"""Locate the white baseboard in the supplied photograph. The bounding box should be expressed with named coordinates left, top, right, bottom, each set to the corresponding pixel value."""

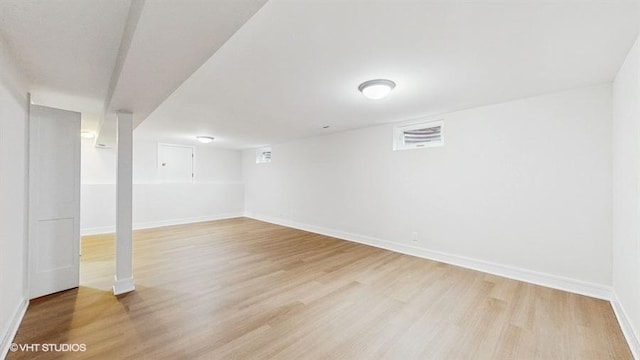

left=611, top=291, right=640, bottom=359
left=81, top=225, right=114, bottom=236
left=113, top=276, right=135, bottom=295
left=81, top=212, right=244, bottom=236
left=0, top=298, right=28, bottom=359
left=132, top=212, right=244, bottom=232
left=244, top=212, right=612, bottom=301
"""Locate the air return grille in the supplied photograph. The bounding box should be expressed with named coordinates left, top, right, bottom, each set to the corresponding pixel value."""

left=256, top=147, right=272, bottom=163
left=394, top=120, right=444, bottom=150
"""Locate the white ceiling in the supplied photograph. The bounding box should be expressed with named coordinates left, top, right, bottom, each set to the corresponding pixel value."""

left=0, top=0, right=267, bottom=142
left=1, top=1, right=638, bottom=150
left=0, top=0, right=131, bottom=130
left=138, top=0, right=640, bottom=149
left=97, top=0, right=268, bottom=147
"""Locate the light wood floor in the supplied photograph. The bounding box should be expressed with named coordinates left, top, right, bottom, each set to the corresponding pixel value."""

left=9, top=218, right=632, bottom=359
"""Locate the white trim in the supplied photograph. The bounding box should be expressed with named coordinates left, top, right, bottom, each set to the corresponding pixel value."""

left=0, top=298, right=28, bottom=359
left=132, top=212, right=243, bottom=231
left=81, top=212, right=244, bottom=236
left=244, top=212, right=612, bottom=301
left=24, top=93, right=31, bottom=300
left=112, top=276, right=135, bottom=295
left=81, top=226, right=116, bottom=236
left=611, top=291, right=640, bottom=359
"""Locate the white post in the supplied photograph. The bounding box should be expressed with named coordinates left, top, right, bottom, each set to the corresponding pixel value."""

left=113, top=111, right=135, bottom=295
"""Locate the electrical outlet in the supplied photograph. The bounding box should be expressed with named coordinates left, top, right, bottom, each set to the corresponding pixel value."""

left=411, top=231, right=418, bottom=242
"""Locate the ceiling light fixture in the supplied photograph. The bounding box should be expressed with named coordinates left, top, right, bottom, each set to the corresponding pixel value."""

left=196, top=136, right=214, bottom=144
left=358, top=79, right=396, bottom=100
left=80, top=130, right=96, bottom=139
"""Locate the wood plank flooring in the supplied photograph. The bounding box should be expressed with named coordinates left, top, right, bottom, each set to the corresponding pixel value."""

left=8, top=218, right=632, bottom=359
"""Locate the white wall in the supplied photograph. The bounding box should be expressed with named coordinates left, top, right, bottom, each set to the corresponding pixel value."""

left=243, top=84, right=613, bottom=291
left=612, top=34, right=640, bottom=357
left=132, top=136, right=242, bottom=184
left=0, top=36, right=29, bottom=357
left=81, top=137, right=116, bottom=184
left=80, top=135, right=244, bottom=234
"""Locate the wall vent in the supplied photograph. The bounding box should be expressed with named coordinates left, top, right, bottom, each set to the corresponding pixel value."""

left=394, top=119, right=444, bottom=150
left=256, top=147, right=272, bottom=163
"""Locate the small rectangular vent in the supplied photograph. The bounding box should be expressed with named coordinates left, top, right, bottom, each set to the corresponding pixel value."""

left=394, top=119, right=444, bottom=150
left=256, top=147, right=272, bottom=163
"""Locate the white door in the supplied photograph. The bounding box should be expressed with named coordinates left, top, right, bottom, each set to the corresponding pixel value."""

left=29, top=105, right=80, bottom=299
left=158, top=143, right=194, bottom=183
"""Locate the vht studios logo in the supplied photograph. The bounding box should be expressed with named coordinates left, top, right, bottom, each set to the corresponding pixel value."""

left=10, top=343, right=87, bottom=352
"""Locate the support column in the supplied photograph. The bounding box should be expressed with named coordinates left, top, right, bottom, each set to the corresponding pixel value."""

left=113, top=111, right=135, bottom=295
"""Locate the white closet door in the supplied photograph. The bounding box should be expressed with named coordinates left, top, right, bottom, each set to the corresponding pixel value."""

left=29, top=105, right=80, bottom=299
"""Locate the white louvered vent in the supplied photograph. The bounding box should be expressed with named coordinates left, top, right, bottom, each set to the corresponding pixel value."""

left=394, top=120, right=444, bottom=150
left=256, top=147, right=272, bottom=163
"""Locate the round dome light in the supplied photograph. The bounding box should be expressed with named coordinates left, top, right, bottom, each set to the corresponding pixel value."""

left=358, top=79, right=396, bottom=100
left=196, top=136, right=214, bottom=144
left=80, top=130, right=96, bottom=139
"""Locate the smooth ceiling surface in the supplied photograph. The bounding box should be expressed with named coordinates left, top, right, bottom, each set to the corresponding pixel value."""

left=138, top=0, right=639, bottom=149
left=106, top=0, right=269, bottom=127
left=0, top=0, right=267, bottom=140
left=0, top=0, right=131, bottom=115
left=96, top=0, right=268, bottom=147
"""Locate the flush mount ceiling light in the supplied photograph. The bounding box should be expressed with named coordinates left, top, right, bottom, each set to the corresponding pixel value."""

left=196, top=136, right=214, bottom=144
left=80, top=130, right=96, bottom=139
left=358, top=79, right=396, bottom=100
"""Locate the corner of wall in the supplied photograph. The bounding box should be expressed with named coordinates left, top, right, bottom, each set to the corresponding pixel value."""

left=0, top=33, right=30, bottom=360
left=611, top=291, right=640, bottom=359
left=0, top=298, right=28, bottom=359
left=0, top=35, right=28, bottom=103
